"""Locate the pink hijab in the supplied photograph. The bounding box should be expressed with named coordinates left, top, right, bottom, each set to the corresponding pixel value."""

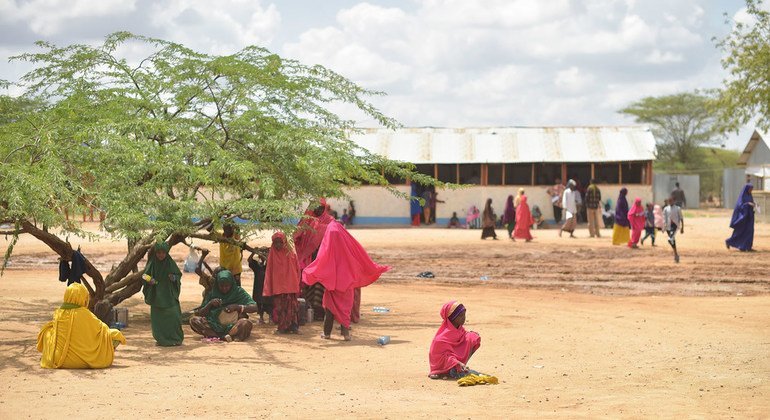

left=263, top=232, right=300, bottom=297
left=428, top=301, right=481, bottom=375
left=294, top=199, right=335, bottom=270
left=627, top=198, right=645, bottom=231
left=302, top=221, right=390, bottom=326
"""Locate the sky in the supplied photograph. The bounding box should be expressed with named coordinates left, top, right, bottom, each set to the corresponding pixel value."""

left=0, top=0, right=758, bottom=149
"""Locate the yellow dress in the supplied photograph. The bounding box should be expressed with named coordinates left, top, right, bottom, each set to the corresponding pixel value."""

left=37, top=283, right=126, bottom=369
left=612, top=224, right=630, bottom=245
left=219, top=242, right=243, bottom=275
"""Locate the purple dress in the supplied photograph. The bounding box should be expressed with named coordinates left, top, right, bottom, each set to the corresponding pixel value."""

left=614, top=188, right=630, bottom=228
left=726, top=184, right=754, bottom=251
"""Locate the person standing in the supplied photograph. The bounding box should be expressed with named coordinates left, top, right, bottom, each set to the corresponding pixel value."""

left=480, top=198, right=498, bottom=240
left=559, top=180, right=577, bottom=238
left=546, top=178, right=565, bottom=224
left=302, top=221, right=390, bottom=341
left=264, top=232, right=301, bottom=334
left=430, top=192, right=445, bottom=224
left=663, top=196, right=684, bottom=263
left=641, top=202, right=656, bottom=246
left=502, top=195, right=516, bottom=240
left=671, top=182, right=687, bottom=208
left=347, top=201, right=356, bottom=226
left=513, top=194, right=534, bottom=242
left=422, top=189, right=433, bottom=225
left=142, top=242, right=184, bottom=347
left=612, top=188, right=630, bottom=245
left=627, top=198, right=645, bottom=249
left=219, top=224, right=243, bottom=286
left=585, top=179, right=602, bottom=238
left=725, top=183, right=755, bottom=252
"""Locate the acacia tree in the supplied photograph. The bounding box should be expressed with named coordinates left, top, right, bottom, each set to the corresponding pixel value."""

left=714, top=0, right=770, bottom=131
left=619, top=92, right=721, bottom=166
left=0, top=32, right=432, bottom=310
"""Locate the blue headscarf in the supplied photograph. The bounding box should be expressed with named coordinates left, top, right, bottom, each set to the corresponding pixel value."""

left=729, top=184, right=754, bottom=229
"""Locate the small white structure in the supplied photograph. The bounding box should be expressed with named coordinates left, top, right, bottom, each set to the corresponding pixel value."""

left=738, top=130, right=770, bottom=191
left=329, top=126, right=657, bottom=225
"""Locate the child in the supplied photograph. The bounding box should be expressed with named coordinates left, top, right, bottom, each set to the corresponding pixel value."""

left=627, top=198, right=645, bottom=248
left=640, top=202, right=656, bottom=246
left=248, top=250, right=272, bottom=324
left=428, top=301, right=481, bottom=379
left=653, top=202, right=665, bottom=231
left=663, top=197, right=684, bottom=263
left=219, top=224, right=243, bottom=286
left=602, top=203, right=615, bottom=228
left=447, top=212, right=461, bottom=228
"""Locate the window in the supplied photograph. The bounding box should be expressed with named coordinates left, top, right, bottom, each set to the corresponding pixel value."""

left=566, top=163, right=591, bottom=187
left=384, top=171, right=406, bottom=185
left=487, top=164, right=503, bottom=185
left=504, top=163, right=532, bottom=185
left=414, top=164, right=434, bottom=178
left=595, top=163, right=619, bottom=184
left=622, top=162, right=645, bottom=184
left=458, top=164, right=481, bottom=185
left=534, top=163, right=561, bottom=185
left=436, top=164, right=457, bottom=183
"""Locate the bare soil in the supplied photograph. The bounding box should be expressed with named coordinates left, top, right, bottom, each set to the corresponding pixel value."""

left=1, top=212, right=768, bottom=418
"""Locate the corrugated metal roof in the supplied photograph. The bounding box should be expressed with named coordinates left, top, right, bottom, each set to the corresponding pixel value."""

left=738, top=130, right=768, bottom=166
left=350, top=126, right=656, bottom=164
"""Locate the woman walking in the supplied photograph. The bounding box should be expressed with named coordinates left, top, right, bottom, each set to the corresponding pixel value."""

left=513, top=194, right=534, bottom=242
left=480, top=198, right=498, bottom=240
left=502, top=195, right=516, bottom=240
left=726, top=183, right=756, bottom=251
left=611, top=188, right=630, bottom=246
left=627, top=198, right=645, bottom=248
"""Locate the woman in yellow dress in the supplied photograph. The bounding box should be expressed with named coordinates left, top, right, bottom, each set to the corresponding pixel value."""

left=611, top=187, right=631, bottom=245
left=37, top=283, right=126, bottom=369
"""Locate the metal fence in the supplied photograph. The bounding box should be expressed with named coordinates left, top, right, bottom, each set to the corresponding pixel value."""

left=723, top=168, right=747, bottom=209
left=653, top=173, right=700, bottom=208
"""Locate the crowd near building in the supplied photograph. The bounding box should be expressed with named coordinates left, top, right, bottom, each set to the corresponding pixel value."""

left=328, top=126, right=657, bottom=225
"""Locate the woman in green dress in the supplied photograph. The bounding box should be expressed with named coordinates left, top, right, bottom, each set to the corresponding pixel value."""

left=143, top=242, right=184, bottom=346
left=190, top=269, right=258, bottom=342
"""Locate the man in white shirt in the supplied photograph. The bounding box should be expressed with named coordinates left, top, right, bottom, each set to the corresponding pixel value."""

left=663, top=197, right=685, bottom=263
left=559, top=180, right=578, bottom=238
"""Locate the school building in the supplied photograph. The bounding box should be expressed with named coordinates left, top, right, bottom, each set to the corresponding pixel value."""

left=328, top=127, right=657, bottom=225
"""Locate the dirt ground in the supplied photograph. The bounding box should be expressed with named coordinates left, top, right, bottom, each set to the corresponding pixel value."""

left=1, top=211, right=769, bottom=418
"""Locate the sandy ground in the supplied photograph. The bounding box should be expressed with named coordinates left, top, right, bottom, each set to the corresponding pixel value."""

left=0, top=212, right=769, bottom=418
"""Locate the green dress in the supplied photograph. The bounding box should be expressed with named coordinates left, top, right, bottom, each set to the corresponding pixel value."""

left=143, top=242, right=184, bottom=346
left=202, top=270, right=256, bottom=335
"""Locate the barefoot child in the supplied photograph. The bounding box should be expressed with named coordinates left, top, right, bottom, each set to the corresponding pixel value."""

left=428, top=301, right=481, bottom=379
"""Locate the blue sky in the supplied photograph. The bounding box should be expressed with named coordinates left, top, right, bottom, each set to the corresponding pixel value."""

left=0, top=0, right=758, bottom=149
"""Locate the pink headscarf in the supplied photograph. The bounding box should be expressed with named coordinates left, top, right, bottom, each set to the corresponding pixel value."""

left=627, top=198, right=645, bottom=231
left=302, top=221, right=390, bottom=326
left=294, top=199, right=335, bottom=270
left=263, top=232, right=301, bottom=297
left=428, top=301, right=481, bottom=375
left=653, top=204, right=664, bottom=229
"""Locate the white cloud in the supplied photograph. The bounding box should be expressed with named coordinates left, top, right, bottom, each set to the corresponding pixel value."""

left=644, top=49, right=685, bottom=64
left=2, top=0, right=137, bottom=36
left=150, top=0, right=281, bottom=54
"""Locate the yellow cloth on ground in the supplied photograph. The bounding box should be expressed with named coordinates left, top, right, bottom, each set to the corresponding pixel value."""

left=612, top=225, right=630, bottom=245
left=37, top=283, right=126, bottom=369
left=219, top=242, right=243, bottom=275
left=457, top=373, right=499, bottom=386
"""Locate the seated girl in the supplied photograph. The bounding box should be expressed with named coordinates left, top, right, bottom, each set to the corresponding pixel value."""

left=428, top=301, right=481, bottom=379
left=190, top=270, right=258, bottom=342
left=37, top=283, right=126, bottom=369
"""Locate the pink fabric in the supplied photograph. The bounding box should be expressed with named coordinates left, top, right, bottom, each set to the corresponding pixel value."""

left=513, top=195, right=534, bottom=240
left=302, top=221, right=390, bottom=325
left=323, top=288, right=354, bottom=328
left=263, top=232, right=301, bottom=296
left=429, top=301, right=481, bottom=375
left=653, top=205, right=664, bottom=229
left=294, top=202, right=335, bottom=270
left=627, top=198, right=645, bottom=247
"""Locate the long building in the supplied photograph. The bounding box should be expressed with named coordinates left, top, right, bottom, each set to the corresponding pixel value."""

left=329, top=126, right=657, bottom=225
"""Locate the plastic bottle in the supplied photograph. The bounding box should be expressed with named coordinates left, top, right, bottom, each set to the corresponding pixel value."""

left=372, top=307, right=390, bottom=313
left=377, top=336, right=390, bottom=345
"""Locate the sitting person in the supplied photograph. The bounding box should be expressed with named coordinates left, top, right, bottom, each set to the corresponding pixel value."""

left=428, top=301, right=481, bottom=379
left=602, top=202, right=615, bottom=229
left=530, top=205, right=545, bottom=228
left=190, top=269, right=258, bottom=342
left=447, top=212, right=461, bottom=228
left=37, top=283, right=126, bottom=369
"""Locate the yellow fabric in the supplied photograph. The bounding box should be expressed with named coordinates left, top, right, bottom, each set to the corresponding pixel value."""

left=457, top=373, right=499, bottom=386
left=219, top=242, right=243, bottom=275
left=612, top=225, right=630, bottom=245
left=37, top=283, right=126, bottom=369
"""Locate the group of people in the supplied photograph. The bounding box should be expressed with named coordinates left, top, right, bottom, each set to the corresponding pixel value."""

left=36, top=198, right=389, bottom=368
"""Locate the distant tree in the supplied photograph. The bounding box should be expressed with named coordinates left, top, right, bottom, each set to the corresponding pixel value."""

left=619, top=92, right=721, bottom=166
left=0, top=32, right=434, bottom=308
left=714, top=0, right=770, bottom=132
